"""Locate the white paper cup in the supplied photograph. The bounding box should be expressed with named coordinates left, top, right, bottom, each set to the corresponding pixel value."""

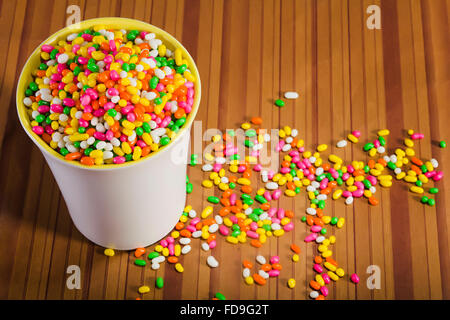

left=16, top=18, right=201, bottom=250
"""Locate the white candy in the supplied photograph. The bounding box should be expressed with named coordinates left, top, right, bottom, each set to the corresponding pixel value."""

left=282, top=144, right=291, bottom=152
left=271, top=223, right=281, bottom=230
left=201, top=242, right=210, bottom=251
left=259, top=270, right=269, bottom=279
left=316, top=236, right=325, bottom=243
left=345, top=196, right=354, bottom=205
left=431, top=158, right=438, bottom=168
left=306, top=208, right=316, bottom=215
left=256, top=255, right=266, bottom=265
left=208, top=224, right=219, bottom=233
left=214, top=215, right=223, bottom=225
left=315, top=167, right=324, bottom=176
left=152, top=256, right=165, bottom=264
left=202, top=164, right=213, bottom=172
left=291, top=129, right=298, bottom=137
left=181, top=245, right=191, bottom=255
left=57, top=53, right=69, bottom=64
left=151, top=263, right=160, bottom=270
left=243, top=268, right=251, bottom=278
left=192, top=231, right=202, bottom=238
left=266, top=182, right=279, bottom=190
left=337, top=140, right=347, bottom=148
left=179, top=238, right=191, bottom=245
left=188, top=209, right=197, bottom=218
left=394, top=168, right=402, bottom=175
left=284, top=91, right=299, bottom=99
left=207, top=256, right=219, bottom=268
left=377, top=146, right=386, bottom=154
left=285, top=137, right=293, bottom=144
left=310, top=291, right=319, bottom=299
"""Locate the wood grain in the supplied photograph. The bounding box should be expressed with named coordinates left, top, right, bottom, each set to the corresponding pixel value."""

left=0, top=0, right=449, bottom=300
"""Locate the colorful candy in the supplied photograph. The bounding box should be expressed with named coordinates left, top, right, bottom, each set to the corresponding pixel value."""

left=24, top=26, right=196, bottom=166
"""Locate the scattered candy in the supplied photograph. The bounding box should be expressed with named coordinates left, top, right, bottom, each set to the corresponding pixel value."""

left=104, top=248, right=115, bottom=257
left=138, top=285, right=150, bottom=294
left=350, top=273, right=360, bottom=284
left=274, top=99, right=285, bottom=107
left=284, top=91, right=299, bottom=99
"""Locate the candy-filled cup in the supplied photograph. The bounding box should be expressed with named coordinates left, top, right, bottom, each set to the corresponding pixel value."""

left=16, top=18, right=201, bottom=250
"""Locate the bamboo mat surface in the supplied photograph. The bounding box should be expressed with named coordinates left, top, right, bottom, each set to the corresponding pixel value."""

left=0, top=0, right=449, bottom=300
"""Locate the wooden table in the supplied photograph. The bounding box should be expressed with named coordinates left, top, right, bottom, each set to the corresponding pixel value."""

left=0, top=0, right=449, bottom=300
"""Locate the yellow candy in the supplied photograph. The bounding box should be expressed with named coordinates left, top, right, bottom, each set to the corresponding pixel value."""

left=241, top=122, right=251, bottom=130
left=329, top=235, right=336, bottom=244
left=274, top=229, right=285, bottom=237
left=410, top=186, right=424, bottom=194
left=378, top=129, right=390, bottom=136
left=404, top=138, right=414, bottom=148
left=162, top=247, right=169, bottom=256
left=104, top=248, right=115, bottom=257
left=175, top=263, right=184, bottom=273
left=138, top=286, right=150, bottom=294
left=324, top=262, right=336, bottom=271
left=284, top=190, right=296, bottom=197
left=288, top=278, right=296, bottom=288
left=292, top=254, right=300, bottom=262
left=227, top=236, right=238, bottom=244
left=337, top=217, right=345, bottom=228
left=315, top=274, right=325, bottom=286
left=237, top=178, right=251, bottom=185
left=336, top=268, right=345, bottom=277
left=332, top=189, right=343, bottom=200
left=155, top=245, right=163, bottom=252
left=328, top=271, right=339, bottom=281
left=201, top=206, right=213, bottom=218
left=322, top=250, right=333, bottom=258
left=317, top=144, right=328, bottom=152
left=322, top=216, right=332, bottom=224
left=348, top=133, right=359, bottom=143
left=245, top=276, right=254, bottom=285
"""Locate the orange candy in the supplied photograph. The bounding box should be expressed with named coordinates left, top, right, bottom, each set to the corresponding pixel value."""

left=250, top=117, right=263, bottom=125
left=243, top=260, right=253, bottom=269
left=253, top=273, right=266, bottom=285
left=290, top=244, right=301, bottom=254
left=134, top=248, right=145, bottom=258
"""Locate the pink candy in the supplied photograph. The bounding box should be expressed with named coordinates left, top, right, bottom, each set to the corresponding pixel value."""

left=350, top=273, right=360, bottom=284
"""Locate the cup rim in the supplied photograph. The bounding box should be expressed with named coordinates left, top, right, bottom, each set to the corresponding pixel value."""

left=16, top=17, right=201, bottom=171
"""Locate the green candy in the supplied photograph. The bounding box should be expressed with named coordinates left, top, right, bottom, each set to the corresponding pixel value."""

left=295, top=187, right=301, bottom=194
left=245, top=129, right=257, bottom=137
left=387, top=161, right=397, bottom=170
left=244, top=140, right=254, bottom=148
left=249, top=213, right=259, bottom=222
left=429, top=187, right=439, bottom=194
left=215, top=292, right=226, bottom=300
left=229, top=182, right=236, bottom=189
left=363, top=179, right=372, bottom=189
left=134, top=259, right=146, bottom=267
left=87, top=63, right=99, bottom=73
left=415, top=180, right=423, bottom=187
left=154, top=97, right=163, bottom=105
left=122, top=63, right=130, bottom=72
left=78, top=127, right=86, bottom=133
left=175, top=117, right=186, bottom=127
left=35, top=114, right=45, bottom=123
left=156, top=277, right=164, bottom=289
left=254, top=194, right=267, bottom=204
left=29, top=82, right=38, bottom=91
left=207, top=196, right=220, bottom=204
left=142, top=122, right=151, bottom=133
left=149, top=76, right=159, bottom=89
left=230, top=154, right=240, bottom=160
left=60, top=147, right=69, bottom=156
left=135, top=127, right=144, bottom=136
left=320, top=228, right=327, bottom=235
left=186, top=183, right=193, bottom=194
left=231, top=230, right=241, bottom=237
left=378, top=136, right=386, bottom=146
left=148, top=252, right=160, bottom=260
left=330, top=217, right=339, bottom=225
left=243, top=198, right=254, bottom=206
left=439, top=141, right=446, bottom=148
left=363, top=143, right=375, bottom=151
left=84, top=148, right=93, bottom=156
left=301, top=216, right=307, bottom=222
left=274, top=99, right=285, bottom=107
left=252, top=208, right=263, bottom=215
left=428, top=198, right=435, bottom=206
left=420, top=196, right=429, bottom=204
left=176, top=64, right=187, bottom=74
left=160, top=136, right=170, bottom=146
